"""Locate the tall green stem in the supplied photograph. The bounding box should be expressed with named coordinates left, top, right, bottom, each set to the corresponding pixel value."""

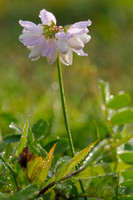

left=56, top=54, right=75, bottom=157
left=56, top=54, right=87, bottom=200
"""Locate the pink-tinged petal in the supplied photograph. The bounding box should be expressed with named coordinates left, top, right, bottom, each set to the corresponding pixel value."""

left=67, top=28, right=88, bottom=37
left=60, top=48, right=73, bottom=66
left=73, top=49, right=88, bottom=56
left=78, top=34, right=91, bottom=44
left=19, top=20, right=37, bottom=30
left=19, top=31, right=45, bottom=46
left=39, top=9, right=56, bottom=25
left=42, top=38, right=57, bottom=58
left=57, top=39, right=69, bottom=54
left=20, top=37, right=43, bottom=46
left=29, top=45, right=42, bottom=61
left=72, top=20, right=92, bottom=29
left=41, top=39, right=48, bottom=56
left=47, top=49, right=58, bottom=64
left=56, top=31, right=69, bottom=40
left=68, top=36, right=84, bottom=50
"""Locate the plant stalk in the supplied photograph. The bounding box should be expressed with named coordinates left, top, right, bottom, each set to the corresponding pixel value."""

left=56, top=54, right=75, bottom=157
left=56, top=54, right=87, bottom=200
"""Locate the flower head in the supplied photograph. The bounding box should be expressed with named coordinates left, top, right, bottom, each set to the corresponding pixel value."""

left=19, top=9, right=91, bottom=65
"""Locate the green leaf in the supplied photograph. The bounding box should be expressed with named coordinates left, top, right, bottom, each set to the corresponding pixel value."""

left=27, top=128, right=34, bottom=143
left=111, top=109, right=133, bottom=125
left=27, top=156, right=44, bottom=182
left=74, top=162, right=133, bottom=179
left=83, top=140, right=106, bottom=166
left=82, top=174, right=116, bottom=200
left=26, top=144, right=56, bottom=186
left=120, top=196, right=133, bottom=200
left=32, top=119, right=48, bottom=140
left=34, top=143, right=56, bottom=187
left=119, top=151, right=133, bottom=164
left=54, top=156, right=70, bottom=172
left=103, top=134, right=133, bottom=154
left=121, top=180, right=133, bottom=187
left=7, top=184, right=39, bottom=200
left=122, top=170, right=133, bottom=179
left=16, top=116, right=29, bottom=157
left=44, top=138, right=69, bottom=154
left=3, top=134, right=21, bottom=143
left=108, top=92, right=131, bottom=110
left=56, top=140, right=98, bottom=182
left=28, top=142, right=47, bottom=158
left=98, top=80, right=110, bottom=104
left=0, top=154, right=19, bottom=190
left=55, top=139, right=69, bottom=154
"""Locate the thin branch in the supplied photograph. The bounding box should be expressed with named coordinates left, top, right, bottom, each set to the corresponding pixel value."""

left=37, top=167, right=85, bottom=198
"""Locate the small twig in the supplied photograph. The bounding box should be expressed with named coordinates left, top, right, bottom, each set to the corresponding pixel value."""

left=37, top=167, right=85, bottom=198
left=61, top=167, right=84, bottom=182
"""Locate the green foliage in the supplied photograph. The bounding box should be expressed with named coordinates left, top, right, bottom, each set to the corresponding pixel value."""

left=119, top=196, right=133, bottom=200
left=44, top=137, right=69, bottom=154
left=0, top=80, right=133, bottom=199
left=7, top=184, right=39, bottom=200
left=34, top=144, right=56, bottom=187
left=111, top=109, right=133, bottom=125
left=98, top=80, right=133, bottom=200
left=0, top=0, right=133, bottom=198
left=119, top=151, right=133, bottom=164
left=122, top=170, right=133, bottom=179
left=3, top=134, right=21, bottom=144
left=32, top=119, right=48, bottom=140
left=108, top=93, right=131, bottom=110
left=82, top=175, right=116, bottom=200
left=74, top=162, right=132, bottom=179
left=55, top=140, right=98, bottom=182
left=16, top=116, right=29, bottom=157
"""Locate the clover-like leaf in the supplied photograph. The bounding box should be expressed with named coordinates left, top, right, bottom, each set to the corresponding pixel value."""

left=119, top=151, right=133, bottom=164
left=32, top=119, right=48, bottom=140
left=111, top=109, right=133, bottom=126
left=3, top=134, right=21, bottom=144
left=108, top=92, right=131, bottom=110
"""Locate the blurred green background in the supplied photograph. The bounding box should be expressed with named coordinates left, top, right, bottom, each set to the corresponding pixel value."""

left=0, top=0, right=133, bottom=149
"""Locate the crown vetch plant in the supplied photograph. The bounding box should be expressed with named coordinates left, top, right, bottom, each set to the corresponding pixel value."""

left=19, top=8, right=92, bottom=199
left=0, top=8, right=133, bottom=200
